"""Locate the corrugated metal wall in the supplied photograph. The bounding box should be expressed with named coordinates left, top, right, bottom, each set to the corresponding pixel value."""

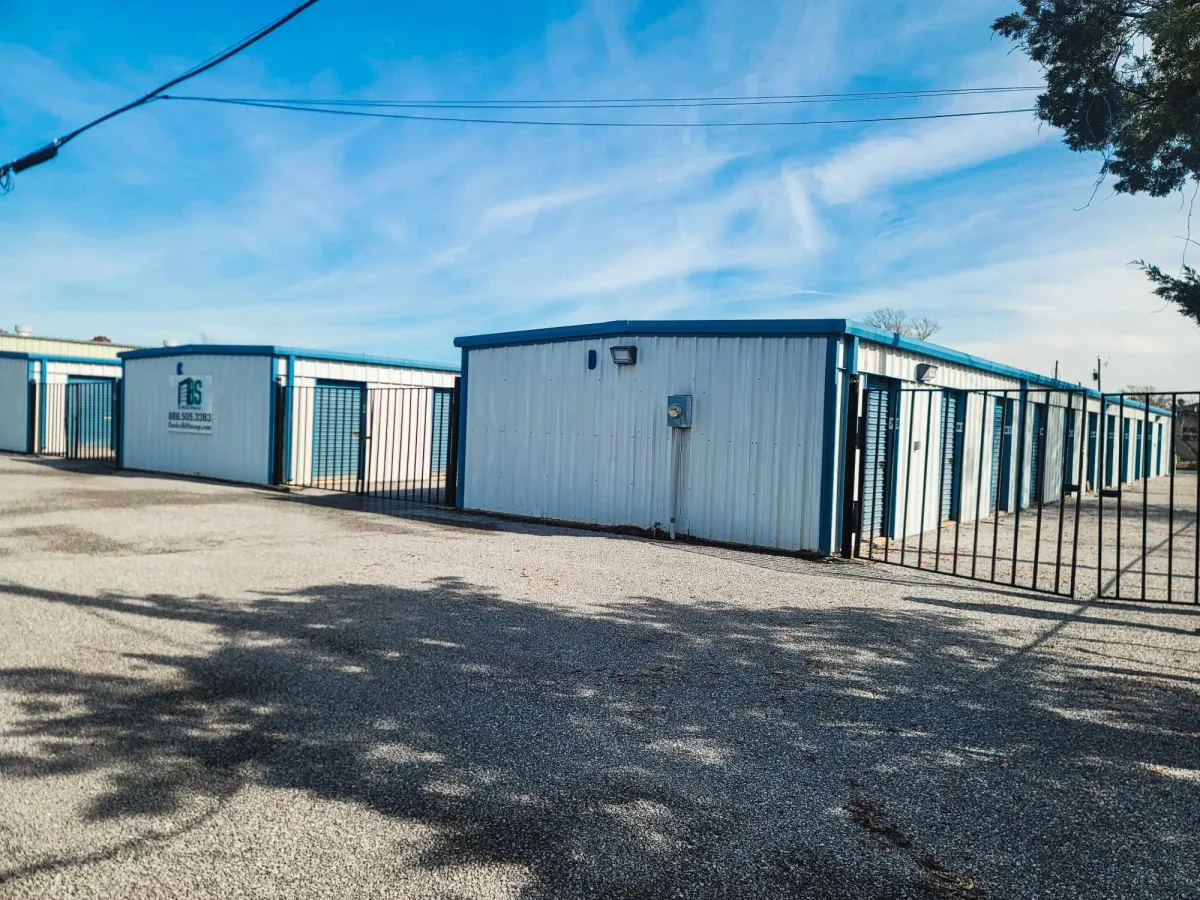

left=463, top=335, right=830, bottom=552
left=285, top=360, right=456, bottom=487
left=123, top=354, right=272, bottom=484
left=857, top=343, right=1023, bottom=391
left=0, top=358, right=29, bottom=452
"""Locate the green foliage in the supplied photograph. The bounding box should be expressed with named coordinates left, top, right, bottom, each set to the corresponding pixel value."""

left=994, top=1, right=1200, bottom=197
left=1136, top=260, right=1200, bottom=320
left=995, top=2, right=1200, bottom=325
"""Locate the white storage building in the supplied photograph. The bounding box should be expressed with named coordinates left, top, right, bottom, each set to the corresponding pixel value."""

left=453, top=320, right=1173, bottom=557
left=119, top=345, right=458, bottom=488
left=0, top=350, right=123, bottom=458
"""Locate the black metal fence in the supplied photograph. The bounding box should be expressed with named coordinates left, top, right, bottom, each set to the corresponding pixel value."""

left=843, top=379, right=1088, bottom=597
left=1095, top=392, right=1198, bottom=603
left=842, top=380, right=1199, bottom=603
left=276, top=381, right=459, bottom=506
left=31, top=379, right=121, bottom=463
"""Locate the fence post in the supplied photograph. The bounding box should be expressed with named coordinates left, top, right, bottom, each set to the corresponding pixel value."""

left=271, top=381, right=288, bottom=486
left=839, top=374, right=862, bottom=558
left=444, top=377, right=461, bottom=507
left=26, top=380, right=38, bottom=454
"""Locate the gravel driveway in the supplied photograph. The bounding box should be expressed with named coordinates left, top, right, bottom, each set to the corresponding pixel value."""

left=0, top=455, right=1197, bottom=899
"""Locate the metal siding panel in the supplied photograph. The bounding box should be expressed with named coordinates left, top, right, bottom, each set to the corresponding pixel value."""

left=857, top=342, right=1022, bottom=391
left=122, top=354, right=272, bottom=484
left=0, top=358, right=30, bottom=452
left=463, top=335, right=827, bottom=551
left=293, top=359, right=456, bottom=388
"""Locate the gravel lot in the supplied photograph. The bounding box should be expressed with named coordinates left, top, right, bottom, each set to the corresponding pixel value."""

left=1, top=454, right=1197, bottom=899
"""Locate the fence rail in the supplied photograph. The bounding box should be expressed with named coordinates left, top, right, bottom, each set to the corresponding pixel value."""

left=31, top=379, right=120, bottom=463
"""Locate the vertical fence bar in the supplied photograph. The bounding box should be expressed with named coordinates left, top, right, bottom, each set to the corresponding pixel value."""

left=839, top=375, right=861, bottom=559
left=918, top=391, right=934, bottom=571
left=900, top=389, right=914, bottom=566
left=950, top=394, right=964, bottom=576
left=445, top=379, right=461, bottom=506
left=1168, top=394, right=1177, bottom=602
left=1194, top=412, right=1199, bottom=604
left=1116, top=399, right=1125, bottom=600
left=1054, top=398, right=1069, bottom=595
left=866, top=387, right=880, bottom=560
left=970, top=392, right=988, bottom=579
left=1070, top=394, right=1086, bottom=597
left=1011, top=389, right=1027, bottom=587
left=991, top=393, right=1008, bottom=584
left=934, top=393, right=945, bottom=573
left=1141, top=395, right=1150, bottom=600
left=1032, top=391, right=1048, bottom=591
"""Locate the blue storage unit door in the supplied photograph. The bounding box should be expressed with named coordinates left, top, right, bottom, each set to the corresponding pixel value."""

left=1135, top=420, right=1144, bottom=480
left=1156, top=422, right=1163, bottom=476
left=861, top=386, right=893, bottom=538
left=1105, top=415, right=1116, bottom=487
left=939, top=391, right=964, bottom=521
left=312, top=380, right=365, bottom=481
left=65, top=376, right=116, bottom=457
left=1063, top=409, right=1076, bottom=489
left=989, top=399, right=1005, bottom=512
left=1086, top=412, right=1098, bottom=489
left=1121, top=419, right=1131, bottom=483
left=1029, top=403, right=1046, bottom=504
left=430, top=388, right=452, bottom=476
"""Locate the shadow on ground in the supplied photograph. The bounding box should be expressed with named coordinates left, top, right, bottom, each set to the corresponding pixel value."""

left=1, top=581, right=1196, bottom=898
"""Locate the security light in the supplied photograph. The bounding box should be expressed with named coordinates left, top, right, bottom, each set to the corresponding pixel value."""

left=610, top=346, right=638, bottom=365
left=916, top=363, right=939, bottom=384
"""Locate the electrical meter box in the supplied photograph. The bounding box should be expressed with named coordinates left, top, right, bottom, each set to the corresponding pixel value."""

left=666, top=394, right=693, bottom=428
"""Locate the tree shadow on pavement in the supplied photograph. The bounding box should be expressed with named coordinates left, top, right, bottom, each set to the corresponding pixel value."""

left=0, top=580, right=1196, bottom=899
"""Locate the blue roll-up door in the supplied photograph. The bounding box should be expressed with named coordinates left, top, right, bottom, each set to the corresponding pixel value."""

left=1029, top=403, right=1046, bottom=504
left=1134, top=420, right=1144, bottom=480
left=1156, top=422, right=1163, bottom=476
left=65, top=376, right=116, bottom=455
left=989, top=399, right=1004, bottom=513
left=939, top=391, right=963, bottom=521
left=1105, top=415, right=1117, bottom=487
left=430, top=389, right=451, bottom=476
left=1086, top=412, right=1098, bottom=489
left=862, top=387, right=892, bottom=538
left=1121, top=419, right=1131, bottom=483
left=312, top=380, right=365, bottom=481
left=1063, top=409, right=1076, bottom=489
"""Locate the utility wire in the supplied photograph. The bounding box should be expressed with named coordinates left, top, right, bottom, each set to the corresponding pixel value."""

left=161, top=95, right=1037, bottom=128
left=0, top=0, right=322, bottom=191
left=171, top=85, right=1042, bottom=111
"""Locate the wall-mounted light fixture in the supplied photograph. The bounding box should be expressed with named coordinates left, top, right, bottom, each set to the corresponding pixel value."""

left=916, top=363, right=939, bottom=384
left=610, top=346, right=638, bottom=366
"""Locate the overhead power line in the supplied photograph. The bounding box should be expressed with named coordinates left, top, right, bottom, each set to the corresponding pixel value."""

left=0, top=0, right=322, bottom=192
left=167, top=85, right=1042, bottom=111
left=160, top=95, right=1037, bottom=128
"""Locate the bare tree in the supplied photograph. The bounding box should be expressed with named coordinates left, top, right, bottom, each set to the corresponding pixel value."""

left=862, top=308, right=941, bottom=341
left=1124, top=384, right=1175, bottom=409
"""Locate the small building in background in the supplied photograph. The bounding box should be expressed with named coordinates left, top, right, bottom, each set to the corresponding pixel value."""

left=118, top=345, right=459, bottom=491
left=453, top=319, right=1174, bottom=557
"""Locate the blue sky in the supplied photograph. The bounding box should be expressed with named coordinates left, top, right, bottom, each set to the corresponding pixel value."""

left=2, top=0, right=1197, bottom=386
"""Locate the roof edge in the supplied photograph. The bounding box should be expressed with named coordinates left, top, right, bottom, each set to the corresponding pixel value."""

left=119, top=343, right=458, bottom=373
left=0, top=350, right=122, bottom=365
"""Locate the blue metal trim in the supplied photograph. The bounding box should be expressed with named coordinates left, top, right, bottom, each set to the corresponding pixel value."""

left=268, top=359, right=279, bottom=485
left=284, top=355, right=296, bottom=483
left=818, top=336, right=840, bottom=555
left=455, top=348, right=469, bottom=508
left=38, top=358, right=47, bottom=453
left=833, top=336, right=858, bottom=548
left=453, top=318, right=1174, bottom=409
left=454, top=319, right=848, bottom=349
left=0, top=350, right=122, bottom=366
left=119, top=343, right=458, bottom=373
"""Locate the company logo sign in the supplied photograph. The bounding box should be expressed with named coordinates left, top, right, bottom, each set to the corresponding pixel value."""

left=167, top=373, right=214, bottom=434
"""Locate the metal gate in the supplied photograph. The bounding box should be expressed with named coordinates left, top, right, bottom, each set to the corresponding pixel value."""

left=843, top=380, right=1199, bottom=603
left=1095, top=392, right=1199, bottom=603
left=279, top=380, right=460, bottom=506
left=30, top=379, right=120, bottom=464
left=843, top=378, right=1088, bottom=598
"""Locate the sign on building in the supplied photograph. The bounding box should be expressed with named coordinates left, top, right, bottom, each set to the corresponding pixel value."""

left=167, top=374, right=214, bottom=434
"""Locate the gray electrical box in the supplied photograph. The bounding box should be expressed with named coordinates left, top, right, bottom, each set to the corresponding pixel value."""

left=666, top=394, right=693, bottom=428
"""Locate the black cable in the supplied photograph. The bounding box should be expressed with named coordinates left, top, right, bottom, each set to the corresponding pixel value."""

left=167, top=85, right=1042, bottom=111
left=161, top=95, right=1038, bottom=128
left=0, top=0, right=322, bottom=181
